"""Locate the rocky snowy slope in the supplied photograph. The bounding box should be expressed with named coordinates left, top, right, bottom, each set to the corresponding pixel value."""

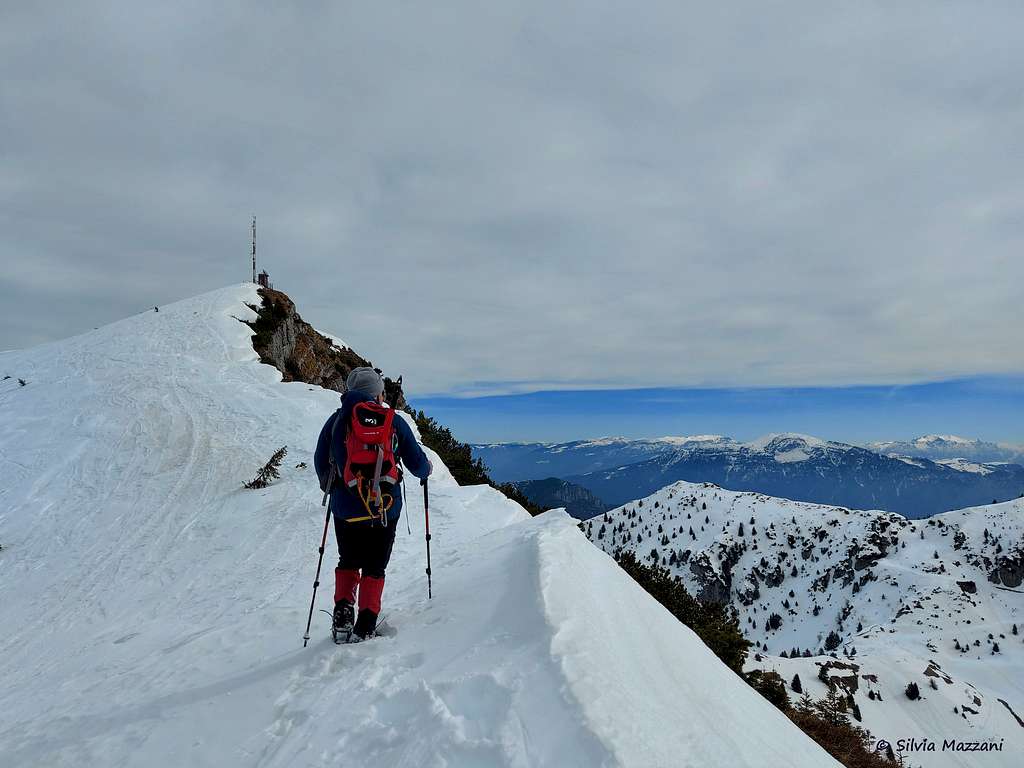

left=584, top=481, right=1024, bottom=767
left=0, top=285, right=838, bottom=768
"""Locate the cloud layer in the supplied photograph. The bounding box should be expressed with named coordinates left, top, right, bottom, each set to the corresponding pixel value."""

left=3, top=2, right=1022, bottom=394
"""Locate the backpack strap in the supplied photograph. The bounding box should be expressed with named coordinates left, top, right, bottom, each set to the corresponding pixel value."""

left=328, top=407, right=344, bottom=479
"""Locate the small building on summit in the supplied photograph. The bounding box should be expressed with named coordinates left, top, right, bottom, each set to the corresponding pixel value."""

left=257, top=270, right=272, bottom=289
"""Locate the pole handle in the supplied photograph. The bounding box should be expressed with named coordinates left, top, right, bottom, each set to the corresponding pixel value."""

left=322, top=463, right=337, bottom=507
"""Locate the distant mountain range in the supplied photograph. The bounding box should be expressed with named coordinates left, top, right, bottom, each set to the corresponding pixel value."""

left=473, top=436, right=711, bottom=481
left=473, top=434, right=1024, bottom=519
left=868, top=434, right=1024, bottom=464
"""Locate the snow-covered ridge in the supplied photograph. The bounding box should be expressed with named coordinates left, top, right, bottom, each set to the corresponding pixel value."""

left=548, top=435, right=736, bottom=452
left=892, top=454, right=929, bottom=469
left=0, top=285, right=836, bottom=767
left=491, top=432, right=837, bottom=455
left=891, top=453, right=1007, bottom=475
left=936, top=457, right=996, bottom=475
left=576, top=434, right=733, bottom=447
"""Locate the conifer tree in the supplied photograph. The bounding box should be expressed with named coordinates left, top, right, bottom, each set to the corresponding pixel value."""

left=244, top=446, right=287, bottom=489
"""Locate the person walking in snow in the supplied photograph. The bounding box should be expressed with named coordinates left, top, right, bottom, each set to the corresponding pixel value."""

left=314, top=367, right=431, bottom=641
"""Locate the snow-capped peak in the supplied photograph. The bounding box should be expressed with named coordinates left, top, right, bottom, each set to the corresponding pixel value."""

left=917, top=434, right=976, bottom=445
left=747, top=432, right=831, bottom=452
left=573, top=436, right=633, bottom=448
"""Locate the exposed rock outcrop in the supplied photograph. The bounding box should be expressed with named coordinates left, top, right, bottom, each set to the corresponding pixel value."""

left=988, top=548, right=1024, bottom=589
left=245, top=288, right=405, bottom=408
left=514, top=478, right=611, bottom=520
left=690, top=541, right=745, bottom=604
left=816, top=659, right=860, bottom=694
left=957, top=580, right=978, bottom=595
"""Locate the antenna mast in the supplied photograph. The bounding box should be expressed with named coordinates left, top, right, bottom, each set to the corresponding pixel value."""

left=251, top=216, right=257, bottom=283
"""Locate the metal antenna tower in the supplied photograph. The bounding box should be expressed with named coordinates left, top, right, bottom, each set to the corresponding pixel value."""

left=251, top=216, right=257, bottom=283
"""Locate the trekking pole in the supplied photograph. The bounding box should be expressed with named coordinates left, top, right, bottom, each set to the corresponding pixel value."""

left=303, top=464, right=336, bottom=647
left=422, top=478, right=433, bottom=599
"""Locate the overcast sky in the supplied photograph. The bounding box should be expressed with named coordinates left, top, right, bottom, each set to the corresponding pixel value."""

left=3, top=1, right=1023, bottom=402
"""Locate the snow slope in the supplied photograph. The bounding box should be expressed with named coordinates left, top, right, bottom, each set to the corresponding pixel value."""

left=0, top=285, right=837, bottom=767
left=585, top=481, right=1024, bottom=767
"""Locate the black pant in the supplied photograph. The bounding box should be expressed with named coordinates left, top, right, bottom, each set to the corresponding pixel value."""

left=335, top=516, right=397, bottom=579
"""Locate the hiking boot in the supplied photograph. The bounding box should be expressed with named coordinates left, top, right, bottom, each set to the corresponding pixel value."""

left=332, top=600, right=354, bottom=636
left=352, top=608, right=378, bottom=640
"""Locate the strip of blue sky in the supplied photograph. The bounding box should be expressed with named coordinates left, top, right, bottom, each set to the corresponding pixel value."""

left=412, top=376, right=1024, bottom=445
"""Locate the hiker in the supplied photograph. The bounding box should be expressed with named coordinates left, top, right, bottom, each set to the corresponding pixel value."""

left=314, top=367, right=431, bottom=641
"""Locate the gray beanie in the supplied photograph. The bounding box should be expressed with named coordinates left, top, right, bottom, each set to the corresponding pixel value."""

left=345, top=366, right=385, bottom=398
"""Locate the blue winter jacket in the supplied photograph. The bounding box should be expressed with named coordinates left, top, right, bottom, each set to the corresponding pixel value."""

left=314, top=392, right=431, bottom=523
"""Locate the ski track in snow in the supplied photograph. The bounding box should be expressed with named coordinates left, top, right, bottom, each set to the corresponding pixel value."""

left=0, top=285, right=839, bottom=767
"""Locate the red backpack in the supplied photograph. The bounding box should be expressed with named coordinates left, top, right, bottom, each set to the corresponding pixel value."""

left=338, top=401, right=401, bottom=522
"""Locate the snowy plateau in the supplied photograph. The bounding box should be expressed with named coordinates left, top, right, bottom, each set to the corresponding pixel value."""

left=585, top=482, right=1024, bottom=768
left=0, top=285, right=840, bottom=767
